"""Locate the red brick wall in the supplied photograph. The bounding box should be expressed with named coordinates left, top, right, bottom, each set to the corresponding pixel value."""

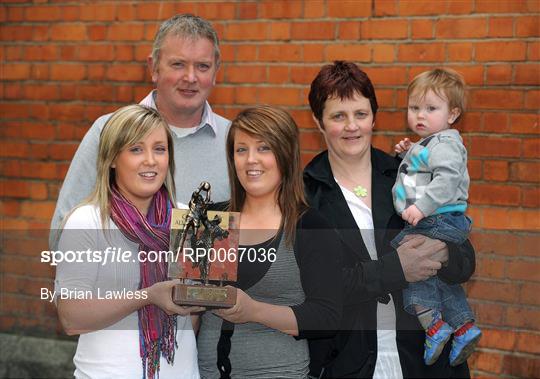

left=1, top=1, right=538, bottom=377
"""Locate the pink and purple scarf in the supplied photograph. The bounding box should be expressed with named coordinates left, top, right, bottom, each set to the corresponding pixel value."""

left=110, top=185, right=175, bottom=379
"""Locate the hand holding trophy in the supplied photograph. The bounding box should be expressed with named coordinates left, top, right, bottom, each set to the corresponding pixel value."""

left=169, top=182, right=240, bottom=308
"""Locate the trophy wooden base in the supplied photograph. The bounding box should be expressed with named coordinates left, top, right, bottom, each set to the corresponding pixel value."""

left=172, top=283, right=236, bottom=308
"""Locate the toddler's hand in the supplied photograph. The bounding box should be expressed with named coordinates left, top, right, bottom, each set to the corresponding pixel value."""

left=394, top=138, right=412, bottom=155
left=402, top=205, right=424, bottom=226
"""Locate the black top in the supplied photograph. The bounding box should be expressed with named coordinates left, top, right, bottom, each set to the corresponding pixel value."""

left=209, top=203, right=343, bottom=378
left=303, top=147, right=475, bottom=378
left=208, top=202, right=343, bottom=337
left=291, top=207, right=343, bottom=338
left=236, top=234, right=278, bottom=291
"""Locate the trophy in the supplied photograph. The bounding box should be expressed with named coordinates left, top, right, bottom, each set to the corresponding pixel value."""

left=169, top=182, right=239, bottom=308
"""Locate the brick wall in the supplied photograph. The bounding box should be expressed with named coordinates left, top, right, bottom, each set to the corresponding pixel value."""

left=1, top=1, right=538, bottom=377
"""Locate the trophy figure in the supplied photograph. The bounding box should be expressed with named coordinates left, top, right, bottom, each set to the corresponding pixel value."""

left=191, top=214, right=229, bottom=284
left=169, top=182, right=239, bottom=308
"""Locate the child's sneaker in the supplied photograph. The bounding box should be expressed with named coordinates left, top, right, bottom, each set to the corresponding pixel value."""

left=424, top=312, right=453, bottom=365
left=449, top=322, right=482, bottom=366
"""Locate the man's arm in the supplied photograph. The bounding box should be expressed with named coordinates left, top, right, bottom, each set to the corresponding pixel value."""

left=49, top=114, right=111, bottom=249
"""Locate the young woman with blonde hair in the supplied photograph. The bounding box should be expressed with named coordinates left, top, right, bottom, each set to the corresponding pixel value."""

left=55, top=104, right=201, bottom=378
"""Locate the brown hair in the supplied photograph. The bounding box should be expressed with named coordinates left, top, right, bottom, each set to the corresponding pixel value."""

left=226, top=105, right=307, bottom=246
left=408, top=68, right=467, bottom=124
left=309, top=60, right=378, bottom=126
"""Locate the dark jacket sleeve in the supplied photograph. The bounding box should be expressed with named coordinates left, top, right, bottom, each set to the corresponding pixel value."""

left=342, top=238, right=476, bottom=303
left=438, top=239, right=476, bottom=284
left=290, top=208, right=343, bottom=339
left=341, top=250, right=408, bottom=304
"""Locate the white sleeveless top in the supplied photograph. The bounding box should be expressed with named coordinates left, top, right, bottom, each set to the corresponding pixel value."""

left=55, top=204, right=199, bottom=379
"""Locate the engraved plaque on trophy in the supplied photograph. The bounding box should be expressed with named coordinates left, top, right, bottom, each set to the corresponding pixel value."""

left=168, top=182, right=239, bottom=308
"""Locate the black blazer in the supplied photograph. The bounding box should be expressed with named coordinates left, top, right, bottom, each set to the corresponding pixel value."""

left=304, top=148, right=475, bottom=378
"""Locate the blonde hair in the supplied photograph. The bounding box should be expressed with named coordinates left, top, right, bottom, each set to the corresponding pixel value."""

left=226, top=105, right=307, bottom=246
left=90, top=104, right=176, bottom=227
left=408, top=68, right=467, bottom=124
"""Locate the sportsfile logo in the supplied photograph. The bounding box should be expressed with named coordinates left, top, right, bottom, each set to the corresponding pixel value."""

left=40, top=246, right=278, bottom=266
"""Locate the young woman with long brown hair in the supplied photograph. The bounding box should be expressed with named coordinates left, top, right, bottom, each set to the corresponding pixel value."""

left=196, top=105, right=342, bottom=378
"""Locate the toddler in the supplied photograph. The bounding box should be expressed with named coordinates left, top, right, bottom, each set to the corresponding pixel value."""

left=391, top=68, right=481, bottom=367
